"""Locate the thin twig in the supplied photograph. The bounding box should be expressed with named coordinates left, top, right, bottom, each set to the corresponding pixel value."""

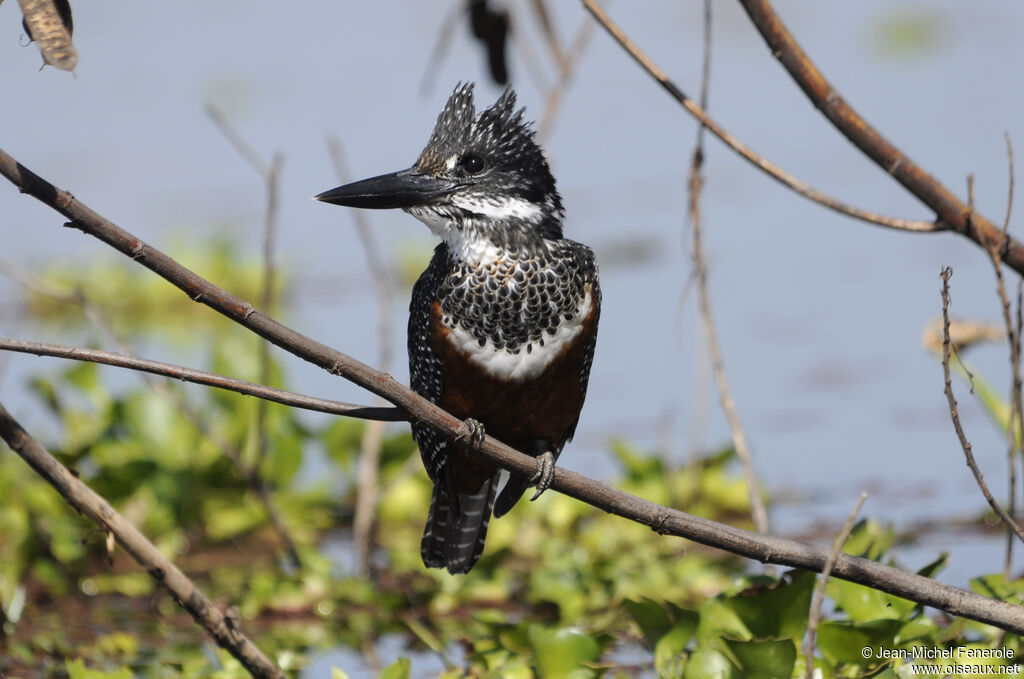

left=803, top=492, right=867, bottom=679
left=1004, top=133, right=1016, bottom=236
left=734, top=0, right=1024, bottom=275
left=418, top=1, right=463, bottom=96
left=993, top=135, right=1021, bottom=578
left=3, top=149, right=1024, bottom=632
left=205, top=105, right=271, bottom=177
left=206, top=108, right=299, bottom=568
left=690, top=166, right=767, bottom=534
left=536, top=16, right=596, bottom=142
left=327, top=137, right=396, bottom=578
left=940, top=267, right=1024, bottom=546
left=0, top=402, right=285, bottom=679
left=1018, top=280, right=1023, bottom=563
left=530, top=0, right=567, bottom=73
left=508, top=5, right=552, bottom=95
left=255, top=153, right=284, bottom=468
left=582, top=0, right=937, bottom=234
left=975, top=163, right=1024, bottom=578
left=0, top=338, right=404, bottom=421
left=694, top=0, right=712, bottom=154
left=686, top=0, right=769, bottom=536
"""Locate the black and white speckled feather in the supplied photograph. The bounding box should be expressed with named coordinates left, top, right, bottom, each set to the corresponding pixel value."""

left=409, top=236, right=599, bottom=481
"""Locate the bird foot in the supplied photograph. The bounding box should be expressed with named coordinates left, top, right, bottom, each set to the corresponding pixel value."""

left=529, top=450, right=556, bottom=501
left=457, top=418, right=486, bottom=449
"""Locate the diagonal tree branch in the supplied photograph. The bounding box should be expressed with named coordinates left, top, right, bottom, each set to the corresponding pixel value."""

left=0, top=401, right=285, bottom=679
left=582, top=0, right=938, bottom=235
left=3, top=147, right=1024, bottom=632
left=0, top=337, right=405, bottom=421
left=735, top=0, right=1024, bottom=275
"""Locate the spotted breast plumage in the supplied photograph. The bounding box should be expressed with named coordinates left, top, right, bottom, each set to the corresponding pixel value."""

left=316, top=83, right=600, bottom=574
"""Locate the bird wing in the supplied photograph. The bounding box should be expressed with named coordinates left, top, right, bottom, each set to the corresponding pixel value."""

left=408, top=245, right=451, bottom=486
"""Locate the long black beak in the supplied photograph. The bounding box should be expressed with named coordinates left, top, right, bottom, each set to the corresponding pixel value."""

left=314, top=168, right=456, bottom=209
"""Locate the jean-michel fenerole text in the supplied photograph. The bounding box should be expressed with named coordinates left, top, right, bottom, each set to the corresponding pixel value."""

left=869, top=646, right=1014, bottom=661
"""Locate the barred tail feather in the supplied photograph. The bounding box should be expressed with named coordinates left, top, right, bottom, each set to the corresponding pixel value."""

left=420, top=474, right=499, bottom=574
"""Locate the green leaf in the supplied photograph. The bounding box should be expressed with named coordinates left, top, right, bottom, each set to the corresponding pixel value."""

left=697, top=599, right=751, bottom=644
left=724, top=571, right=814, bottom=641
left=655, top=624, right=695, bottom=679
left=322, top=418, right=365, bottom=470
left=610, top=439, right=663, bottom=480
left=624, top=597, right=673, bottom=646
left=65, top=658, right=133, bottom=679
left=870, top=9, right=944, bottom=60
left=816, top=619, right=902, bottom=666
left=203, top=494, right=266, bottom=541
left=682, top=647, right=732, bottom=679
left=376, top=657, right=410, bottom=679
left=723, top=638, right=795, bottom=679
left=826, top=577, right=915, bottom=622
left=332, top=668, right=351, bottom=679
left=64, top=360, right=100, bottom=394
left=970, top=573, right=1024, bottom=603
left=896, top=617, right=938, bottom=644
left=916, top=553, right=948, bottom=579
left=841, top=519, right=895, bottom=560
left=527, top=625, right=601, bottom=679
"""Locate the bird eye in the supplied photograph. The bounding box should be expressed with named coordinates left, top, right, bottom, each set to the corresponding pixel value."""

left=460, top=154, right=486, bottom=174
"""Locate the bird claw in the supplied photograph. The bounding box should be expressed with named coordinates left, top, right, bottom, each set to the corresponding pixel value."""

left=457, top=418, right=486, bottom=449
left=528, top=450, right=555, bottom=501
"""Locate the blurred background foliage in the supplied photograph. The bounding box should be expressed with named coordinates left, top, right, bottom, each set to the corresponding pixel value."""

left=0, top=242, right=1021, bottom=677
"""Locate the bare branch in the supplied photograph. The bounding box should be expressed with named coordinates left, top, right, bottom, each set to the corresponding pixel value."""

left=582, top=0, right=937, bottom=234
left=803, top=492, right=867, bottom=679
left=984, top=138, right=1023, bottom=578
left=536, top=15, right=596, bottom=142
left=940, top=267, right=1024, bottom=547
left=735, top=0, right=1024, bottom=274
left=254, top=152, right=284, bottom=468
left=530, top=0, right=568, bottom=73
left=694, top=0, right=712, bottom=154
left=3, top=148, right=1024, bottom=632
left=972, top=165, right=1024, bottom=577
left=0, top=401, right=285, bottom=679
left=0, top=338, right=405, bottom=422
left=685, top=0, right=769, bottom=536
left=1004, top=133, right=1016, bottom=236
left=326, top=136, right=396, bottom=578
left=205, top=109, right=297, bottom=567
left=205, top=105, right=271, bottom=177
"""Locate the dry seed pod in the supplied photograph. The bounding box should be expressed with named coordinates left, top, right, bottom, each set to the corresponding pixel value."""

left=18, top=0, right=76, bottom=71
